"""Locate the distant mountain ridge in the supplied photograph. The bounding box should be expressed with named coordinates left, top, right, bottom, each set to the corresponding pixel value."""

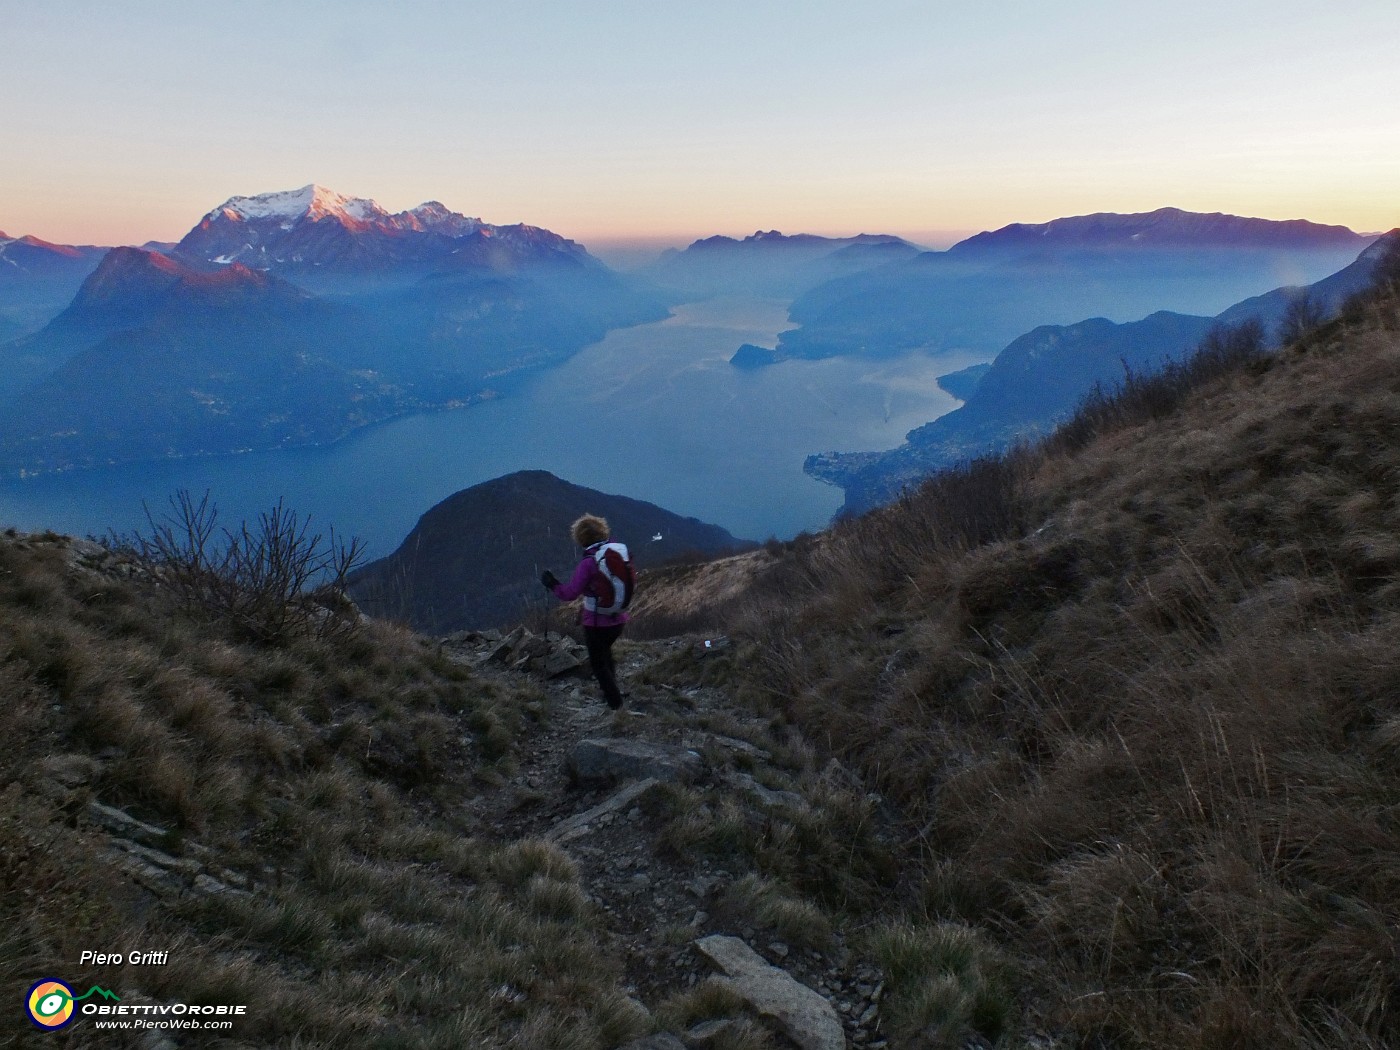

left=948, top=206, right=1364, bottom=253
left=644, top=229, right=921, bottom=300
left=0, top=186, right=669, bottom=475
left=0, top=247, right=319, bottom=400
left=776, top=207, right=1374, bottom=362
left=808, top=231, right=1399, bottom=514
left=71, top=246, right=307, bottom=313
left=349, top=470, right=752, bottom=633
left=685, top=231, right=912, bottom=251
left=0, top=231, right=109, bottom=335
left=0, top=248, right=418, bottom=476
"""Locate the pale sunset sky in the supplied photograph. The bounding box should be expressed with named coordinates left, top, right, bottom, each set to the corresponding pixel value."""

left=3, top=0, right=1397, bottom=256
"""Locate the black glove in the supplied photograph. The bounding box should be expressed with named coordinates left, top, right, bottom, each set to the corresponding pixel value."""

left=541, top=569, right=559, bottom=590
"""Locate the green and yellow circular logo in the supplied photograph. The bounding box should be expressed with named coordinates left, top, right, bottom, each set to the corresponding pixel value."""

left=27, top=979, right=77, bottom=1031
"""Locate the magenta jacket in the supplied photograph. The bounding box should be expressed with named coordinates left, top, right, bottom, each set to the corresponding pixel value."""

left=551, top=543, right=630, bottom=628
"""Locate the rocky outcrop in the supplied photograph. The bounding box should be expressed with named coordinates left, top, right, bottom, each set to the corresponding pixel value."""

left=86, top=799, right=250, bottom=898
left=547, top=778, right=664, bottom=844
left=475, top=626, right=588, bottom=678
left=695, top=935, right=846, bottom=1050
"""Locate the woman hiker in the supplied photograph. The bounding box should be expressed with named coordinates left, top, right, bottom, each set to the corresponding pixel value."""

left=541, top=514, right=633, bottom=709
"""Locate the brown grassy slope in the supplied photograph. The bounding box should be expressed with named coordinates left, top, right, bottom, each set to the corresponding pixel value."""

left=735, top=294, right=1400, bottom=1046
left=0, top=533, right=646, bottom=1049
left=626, top=547, right=795, bottom=640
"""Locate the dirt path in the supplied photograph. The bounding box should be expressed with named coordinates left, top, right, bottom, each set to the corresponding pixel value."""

left=440, top=629, right=895, bottom=1048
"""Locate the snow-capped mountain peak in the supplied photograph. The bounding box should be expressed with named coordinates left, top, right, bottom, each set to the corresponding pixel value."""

left=207, top=184, right=388, bottom=225
left=398, top=201, right=484, bottom=236
left=177, top=184, right=586, bottom=278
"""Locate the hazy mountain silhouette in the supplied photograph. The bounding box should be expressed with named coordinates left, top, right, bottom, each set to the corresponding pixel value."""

left=0, top=249, right=419, bottom=476
left=349, top=470, right=751, bottom=632
left=644, top=230, right=921, bottom=300
left=0, top=231, right=108, bottom=335
left=809, top=232, right=1398, bottom=513
left=0, top=187, right=669, bottom=476
left=778, top=208, right=1373, bottom=361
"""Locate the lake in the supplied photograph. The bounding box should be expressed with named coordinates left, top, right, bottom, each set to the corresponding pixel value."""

left=0, top=298, right=981, bottom=557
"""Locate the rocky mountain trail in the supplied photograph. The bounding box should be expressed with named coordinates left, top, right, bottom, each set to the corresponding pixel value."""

left=438, top=626, right=898, bottom=1050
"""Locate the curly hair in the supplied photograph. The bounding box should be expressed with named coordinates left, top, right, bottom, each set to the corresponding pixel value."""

left=571, top=514, right=610, bottom=547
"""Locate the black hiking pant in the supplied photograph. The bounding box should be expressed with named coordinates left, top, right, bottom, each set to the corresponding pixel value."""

left=584, top=624, right=625, bottom=709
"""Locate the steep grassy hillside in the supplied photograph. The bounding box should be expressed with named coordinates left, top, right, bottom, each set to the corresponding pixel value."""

left=2, top=524, right=927, bottom=1050
left=729, top=255, right=1400, bottom=1045
left=0, top=531, right=651, bottom=1048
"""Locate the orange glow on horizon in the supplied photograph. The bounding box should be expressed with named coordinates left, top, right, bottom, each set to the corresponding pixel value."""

left=6, top=187, right=1396, bottom=253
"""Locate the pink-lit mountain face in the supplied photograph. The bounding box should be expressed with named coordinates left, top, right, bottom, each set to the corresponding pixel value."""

left=75, top=246, right=281, bottom=303
left=0, top=246, right=330, bottom=400
left=173, top=184, right=590, bottom=281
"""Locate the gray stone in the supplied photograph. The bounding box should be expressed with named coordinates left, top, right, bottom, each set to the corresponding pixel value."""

left=543, top=649, right=586, bottom=677
left=547, top=778, right=663, bottom=844
left=569, top=738, right=705, bottom=785
left=685, top=876, right=718, bottom=898
left=64, top=538, right=110, bottom=572
left=108, top=851, right=180, bottom=892
left=704, top=733, right=771, bottom=761
left=42, top=753, right=99, bottom=788
left=111, top=840, right=201, bottom=877
left=193, top=873, right=242, bottom=896
left=694, top=935, right=845, bottom=1050
left=516, top=634, right=552, bottom=660
left=89, top=801, right=170, bottom=846
left=484, top=626, right=527, bottom=663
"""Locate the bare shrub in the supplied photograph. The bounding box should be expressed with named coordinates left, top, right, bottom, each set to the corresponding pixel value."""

left=1278, top=288, right=1328, bottom=345
left=856, top=448, right=1031, bottom=578
left=1049, top=317, right=1267, bottom=455
left=115, top=489, right=365, bottom=645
